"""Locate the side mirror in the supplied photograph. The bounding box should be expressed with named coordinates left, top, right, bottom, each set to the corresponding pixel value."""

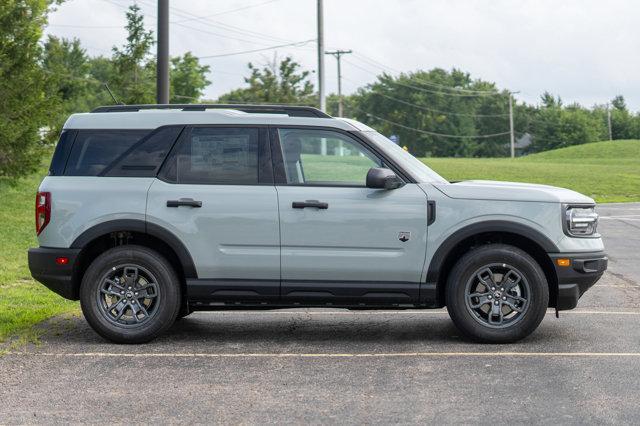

left=366, top=167, right=404, bottom=190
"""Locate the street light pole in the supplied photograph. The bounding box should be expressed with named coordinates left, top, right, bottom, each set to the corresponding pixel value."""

left=325, top=49, right=352, bottom=117
left=317, top=0, right=325, bottom=112
left=156, top=0, right=169, bottom=104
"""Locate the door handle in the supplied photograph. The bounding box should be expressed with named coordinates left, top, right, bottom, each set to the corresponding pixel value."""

left=167, top=198, right=202, bottom=208
left=292, top=200, right=329, bottom=209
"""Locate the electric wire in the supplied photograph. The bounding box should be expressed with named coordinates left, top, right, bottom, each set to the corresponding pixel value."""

left=349, top=106, right=511, bottom=139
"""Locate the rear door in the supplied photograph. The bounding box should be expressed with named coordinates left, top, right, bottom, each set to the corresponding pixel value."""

left=146, top=125, right=280, bottom=303
left=272, top=127, right=429, bottom=305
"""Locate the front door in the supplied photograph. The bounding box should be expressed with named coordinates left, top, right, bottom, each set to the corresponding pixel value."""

left=273, top=127, right=429, bottom=305
left=146, top=126, right=280, bottom=303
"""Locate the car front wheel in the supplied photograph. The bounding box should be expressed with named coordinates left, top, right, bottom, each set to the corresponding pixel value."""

left=446, top=244, right=549, bottom=343
left=80, top=245, right=181, bottom=344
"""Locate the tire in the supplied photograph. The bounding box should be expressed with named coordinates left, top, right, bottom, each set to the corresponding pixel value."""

left=446, top=244, right=549, bottom=343
left=80, top=245, right=181, bottom=344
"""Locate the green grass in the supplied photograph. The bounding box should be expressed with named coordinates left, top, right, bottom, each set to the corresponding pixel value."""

left=422, top=140, right=640, bottom=203
left=0, top=161, right=76, bottom=344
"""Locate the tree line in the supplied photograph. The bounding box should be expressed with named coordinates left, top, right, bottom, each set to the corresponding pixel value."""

left=1, top=1, right=639, bottom=179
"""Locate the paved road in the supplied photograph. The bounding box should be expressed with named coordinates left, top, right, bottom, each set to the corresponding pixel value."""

left=1, top=204, right=639, bottom=424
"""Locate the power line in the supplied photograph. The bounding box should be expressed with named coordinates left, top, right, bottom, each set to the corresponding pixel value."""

left=351, top=52, right=502, bottom=96
left=344, top=59, right=505, bottom=98
left=341, top=77, right=510, bottom=118
left=350, top=106, right=511, bottom=139
left=145, top=0, right=296, bottom=45
left=171, top=0, right=282, bottom=23
left=197, top=39, right=315, bottom=59
left=103, top=0, right=296, bottom=47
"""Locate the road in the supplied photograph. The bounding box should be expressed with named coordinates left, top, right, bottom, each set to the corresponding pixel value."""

left=1, top=203, right=639, bottom=424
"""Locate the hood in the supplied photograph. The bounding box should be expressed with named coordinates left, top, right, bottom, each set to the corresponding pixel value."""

left=433, top=180, right=595, bottom=204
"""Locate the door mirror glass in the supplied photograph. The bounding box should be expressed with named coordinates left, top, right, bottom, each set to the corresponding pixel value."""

left=366, top=168, right=404, bottom=190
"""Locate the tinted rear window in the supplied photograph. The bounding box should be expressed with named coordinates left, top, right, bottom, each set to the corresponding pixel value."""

left=64, top=129, right=150, bottom=176
left=160, top=127, right=259, bottom=185
left=104, top=126, right=183, bottom=177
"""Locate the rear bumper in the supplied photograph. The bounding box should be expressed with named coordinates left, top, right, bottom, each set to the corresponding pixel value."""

left=549, top=251, right=608, bottom=310
left=28, top=247, right=81, bottom=300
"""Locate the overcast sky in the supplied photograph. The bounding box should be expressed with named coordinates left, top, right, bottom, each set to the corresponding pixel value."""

left=45, top=0, right=640, bottom=111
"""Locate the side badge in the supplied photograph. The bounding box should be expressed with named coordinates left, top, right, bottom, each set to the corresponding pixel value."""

left=398, top=232, right=411, bottom=242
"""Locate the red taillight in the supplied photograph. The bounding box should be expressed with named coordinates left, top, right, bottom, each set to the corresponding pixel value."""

left=55, top=257, right=69, bottom=265
left=35, top=191, right=51, bottom=236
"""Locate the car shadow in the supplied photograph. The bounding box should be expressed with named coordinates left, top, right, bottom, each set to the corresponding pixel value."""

left=33, top=310, right=556, bottom=349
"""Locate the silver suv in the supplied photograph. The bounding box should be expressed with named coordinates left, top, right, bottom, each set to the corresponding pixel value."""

left=28, top=104, right=607, bottom=344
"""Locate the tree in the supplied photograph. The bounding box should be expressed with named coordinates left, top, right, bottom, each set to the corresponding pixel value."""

left=349, top=68, right=506, bottom=157
left=218, top=56, right=315, bottom=105
left=111, top=4, right=155, bottom=104
left=0, top=0, right=58, bottom=177
left=609, top=95, right=635, bottom=140
left=528, top=100, right=606, bottom=152
left=43, top=35, right=96, bottom=142
left=170, top=52, right=211, bottom=103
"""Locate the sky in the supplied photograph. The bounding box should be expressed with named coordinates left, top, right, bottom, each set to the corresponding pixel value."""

left=45, top=0, right=640, bottom=111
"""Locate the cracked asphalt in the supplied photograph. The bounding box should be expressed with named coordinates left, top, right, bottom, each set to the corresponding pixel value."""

left=1, top=203, right=639, bottom=424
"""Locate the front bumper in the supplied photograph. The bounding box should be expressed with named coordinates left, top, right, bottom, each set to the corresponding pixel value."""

left=28, top=247, right=81, bottom=300
left=549, top=251, right=608, bottom=310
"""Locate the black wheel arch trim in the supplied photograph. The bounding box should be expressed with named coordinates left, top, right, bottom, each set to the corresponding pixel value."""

left=423, top=220, right=559, bottom=304
left=70, top=219, right=198, bottom=278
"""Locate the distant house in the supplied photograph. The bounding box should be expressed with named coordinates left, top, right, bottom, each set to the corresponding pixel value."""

left=505, top=133, right=532, bottom=156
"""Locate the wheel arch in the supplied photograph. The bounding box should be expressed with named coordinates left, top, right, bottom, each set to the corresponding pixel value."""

left=424, top=221, right=559, bottom=308
left=69, top=219, right=197, bottom=299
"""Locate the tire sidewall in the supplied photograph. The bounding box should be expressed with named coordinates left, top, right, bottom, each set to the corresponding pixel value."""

left=446, top=244, right=549, bottom=343
left=80, top=245, right=180, bottom=344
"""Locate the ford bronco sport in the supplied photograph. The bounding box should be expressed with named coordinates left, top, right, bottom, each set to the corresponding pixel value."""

left=28, top=104, right=607, bottom=344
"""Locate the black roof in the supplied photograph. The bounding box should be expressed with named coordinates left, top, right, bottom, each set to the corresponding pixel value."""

left=91, top=104, right=331, bottom=118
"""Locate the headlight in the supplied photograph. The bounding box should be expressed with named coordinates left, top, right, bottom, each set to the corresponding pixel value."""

left=564, top=205, right=599, bottom=237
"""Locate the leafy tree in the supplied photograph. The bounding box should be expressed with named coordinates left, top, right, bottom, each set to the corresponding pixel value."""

left=170, top=52, right=211, bottom=103
left=528, top=100, right=606, bottom=152
left=609, top=95, right=635, bottom=140
left=110, top=4, right=155, bottom=104
left=0, top=0, right=58, bottom=177
left=349, top=68, right=507, bottom=157
left=218, top=56, right=315, bottom=105
left=43, top=36, right=96, bottom=141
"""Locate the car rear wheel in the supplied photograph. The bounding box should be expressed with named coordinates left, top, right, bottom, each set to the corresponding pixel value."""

left=446, top=244, right=549, bottom=343
left=80, top=245, right=181, bottom=344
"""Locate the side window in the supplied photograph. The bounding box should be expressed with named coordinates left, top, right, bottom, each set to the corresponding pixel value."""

left=160, top=127, right=260, bottom=185
left=278, top=128, right=382, bottom=186
left=104, top=126, right=183, bottom=177
left=64, top=129, right=150, bottom=176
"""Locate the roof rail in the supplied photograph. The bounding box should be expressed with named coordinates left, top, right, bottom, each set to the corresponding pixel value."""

left=91, top=104, right=331, bottom=118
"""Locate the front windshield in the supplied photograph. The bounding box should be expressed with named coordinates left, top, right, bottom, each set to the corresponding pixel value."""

left=362, top=131, right=448, bottom=184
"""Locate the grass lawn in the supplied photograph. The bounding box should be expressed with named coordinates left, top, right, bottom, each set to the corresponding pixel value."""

left=0, top=161, right=77, bottom=344
left=422, top=140, right=640, bottom=203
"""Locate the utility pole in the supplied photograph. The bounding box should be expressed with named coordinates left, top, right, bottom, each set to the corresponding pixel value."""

left=508, top=92, right=519, bottom=158
left=317, top=0, right=325, bottom=112
left=607, top=104, right=613, bottom=140
left=156, top=0, right=169, bottom=104
left=325, top=49, right=352, bottom=117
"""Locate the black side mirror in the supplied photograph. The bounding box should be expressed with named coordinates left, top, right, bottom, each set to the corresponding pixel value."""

left=366, top=167, right=404, bottom=190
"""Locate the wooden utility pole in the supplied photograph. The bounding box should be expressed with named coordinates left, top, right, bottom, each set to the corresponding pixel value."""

left=325, top=49, right=352, bottom=117
left=607, top=104, right=613, bottom=140
left=509, top=93, right=515, bottom=158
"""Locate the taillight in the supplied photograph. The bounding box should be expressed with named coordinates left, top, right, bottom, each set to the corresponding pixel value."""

left=35, top=191, right=51, bottom=236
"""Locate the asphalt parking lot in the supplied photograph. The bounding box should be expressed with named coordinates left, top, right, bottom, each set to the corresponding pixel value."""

left=1, top=203, right=639, bottom=424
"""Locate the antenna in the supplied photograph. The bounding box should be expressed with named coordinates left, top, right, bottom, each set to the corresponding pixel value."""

left=103, top=83, right=123, bottom=105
